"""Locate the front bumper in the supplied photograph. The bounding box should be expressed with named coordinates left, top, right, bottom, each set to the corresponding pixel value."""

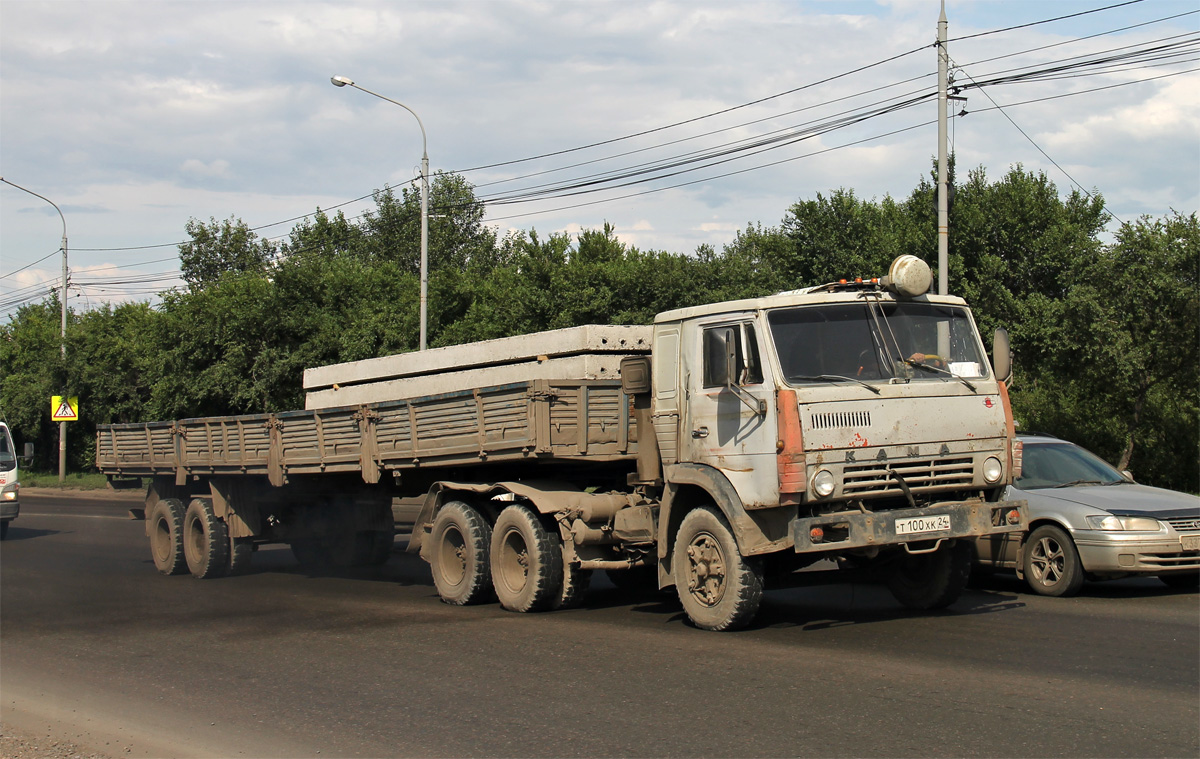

left=1075, top=532, right=1200, bottom=576
left=792, top=498, right=1027, bottom=554
left=0, top=500, right=19, bottom=522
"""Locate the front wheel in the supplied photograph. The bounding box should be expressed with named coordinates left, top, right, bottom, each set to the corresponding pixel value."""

left=1022, top=524, right=1084, bottom=597
left=673, top=506, right=763, bottom=631
left=886, top=540, right=972, bottom=610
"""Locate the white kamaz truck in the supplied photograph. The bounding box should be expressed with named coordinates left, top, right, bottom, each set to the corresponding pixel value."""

left=98, top=255, right=1026, bottom=630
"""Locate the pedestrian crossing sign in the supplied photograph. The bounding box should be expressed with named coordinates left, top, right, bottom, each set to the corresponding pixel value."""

left=51, top=396, right=79, bottom=422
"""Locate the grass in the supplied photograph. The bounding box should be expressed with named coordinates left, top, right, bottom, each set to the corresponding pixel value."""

left=20, top=470, right=128, bottom=490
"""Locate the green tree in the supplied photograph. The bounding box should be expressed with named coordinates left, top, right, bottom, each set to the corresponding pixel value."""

left=179, top=216, right=276, bottom=289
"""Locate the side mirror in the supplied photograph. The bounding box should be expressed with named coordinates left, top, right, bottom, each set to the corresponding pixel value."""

left=620, top=356, right=652, bottom=395
left=721, top=328, right=738, bottom=388
left=1121, top=470, right=1136, bottom=483
left=21, top=442, right=34, bottom=467
left=993, top=327, right=1012, bottom=383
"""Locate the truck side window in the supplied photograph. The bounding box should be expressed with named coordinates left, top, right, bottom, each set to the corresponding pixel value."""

left=702, top=324, right=763, bottom=388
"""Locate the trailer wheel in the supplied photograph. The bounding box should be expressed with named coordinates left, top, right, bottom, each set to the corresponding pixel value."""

left=148, top=497, right=187, bottom=576
left=491, top=505, right=563, bottom=613
left=228, top=536, right=254, bottom=576
left=673, top=506, right=763, bottom=631
left=183, top=498, right=230, bottom=579
left=429, top=501, right=494, bottom=605
left=886, top=540, right=972, bottom=609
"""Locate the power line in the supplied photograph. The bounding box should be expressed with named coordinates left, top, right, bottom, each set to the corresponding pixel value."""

left=947, top=0, right=1147, bottom=43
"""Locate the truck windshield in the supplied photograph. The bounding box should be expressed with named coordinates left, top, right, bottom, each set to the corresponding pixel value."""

left=768, top=301, right=988, bottom=385
left=0, top=428, right=15, bottom=473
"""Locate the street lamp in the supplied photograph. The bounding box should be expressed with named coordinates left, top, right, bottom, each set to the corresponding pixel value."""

left=330, top=75, right=430, bottom=351
left=1, top=177, right=70, bottom=482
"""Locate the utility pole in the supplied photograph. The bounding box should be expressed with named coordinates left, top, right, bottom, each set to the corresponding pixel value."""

left=0, top=177, right=69, bottom=481
left=937, top=0, right=949, bottom=297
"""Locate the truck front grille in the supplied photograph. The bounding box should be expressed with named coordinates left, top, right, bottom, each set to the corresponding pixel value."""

left=843, top=456, right=975, bottom=496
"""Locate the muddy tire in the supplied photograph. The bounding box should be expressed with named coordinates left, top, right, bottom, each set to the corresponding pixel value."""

left=183, top=498, right=230, bottom=579
left=887, top=540, right=972, bottom=609
left=673, top=506, right=763, bottom=631
left=228, top=536, right=254, bottom=576
left=554, top=562, right=592, bottom=610
left=429, top=501, right=494, bottom=606
left=148, top=497, right=188, bottom=576
left=491, top=505, right=562, bottom=613
left=1022, top=524, right=1084, bottom=597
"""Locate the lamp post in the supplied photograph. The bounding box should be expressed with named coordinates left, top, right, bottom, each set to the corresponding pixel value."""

left=1, top=177, right=69, bottom=482
left=330, top=75, right=430, bottom=351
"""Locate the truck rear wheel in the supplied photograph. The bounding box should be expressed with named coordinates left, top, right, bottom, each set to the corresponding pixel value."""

left=228, top=536, right=254, bottom=576
left=183, top=498, right=230, bottom=579
left=149, top=497, right=187, bottom=576
left=491, top=505, right=562, bottom=613
left=554, top=562, right=592, bottom=610
left=673, top=506, right=763, bottom=631
left=886, top=540, right=972, bottom=609
left=429, top=501, right=493, bottom=605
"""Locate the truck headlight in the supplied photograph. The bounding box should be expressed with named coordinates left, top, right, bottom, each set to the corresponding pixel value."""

left=983, top=457, right=1003, bottom=484
left=1086, top=514, right=1162, bottom=531
left=1, top=482, right=17, bottom=501
left=812, top=470, right=835, bottom=498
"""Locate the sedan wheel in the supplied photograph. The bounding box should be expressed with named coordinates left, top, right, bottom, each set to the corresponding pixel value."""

left=1022, top=524, right=1084, bottom=597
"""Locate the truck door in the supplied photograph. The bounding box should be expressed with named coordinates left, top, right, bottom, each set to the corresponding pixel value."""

left=686, top=320, right=777, bottom=507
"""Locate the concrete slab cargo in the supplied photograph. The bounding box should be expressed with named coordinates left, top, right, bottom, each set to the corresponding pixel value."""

left=303, top=324, right=652, bottom=391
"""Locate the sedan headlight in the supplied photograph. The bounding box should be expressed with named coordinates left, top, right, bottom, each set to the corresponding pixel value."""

left=1086, top=514, right=1162, bottom=531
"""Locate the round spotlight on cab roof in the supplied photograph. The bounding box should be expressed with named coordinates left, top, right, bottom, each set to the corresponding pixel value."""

left=883, top=255, right=932, bottom=298
left=812, top=470, right=836, bottom=498
left=983, top=456, right=1004, bottom=484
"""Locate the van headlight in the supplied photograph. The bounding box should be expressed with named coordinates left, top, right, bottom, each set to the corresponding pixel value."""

left=982, top=457, right=1004, bottom=484
left=812, top=470, right=836, bottom=498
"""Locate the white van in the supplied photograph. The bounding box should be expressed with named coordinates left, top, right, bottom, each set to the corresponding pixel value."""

left=0, top=422, right=20, bottom=539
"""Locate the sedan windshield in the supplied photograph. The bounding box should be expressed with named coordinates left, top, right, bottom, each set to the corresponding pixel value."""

left=768, top=301, right=987, bottom=385
left=1015, top=442, right=1124, bottom=489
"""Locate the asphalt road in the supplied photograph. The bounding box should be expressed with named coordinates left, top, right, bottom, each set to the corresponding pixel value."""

left=2, top=490, right=1197, bottom=759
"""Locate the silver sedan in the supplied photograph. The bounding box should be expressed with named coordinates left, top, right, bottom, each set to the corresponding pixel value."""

left=973, top=434, right=1200, bottom=596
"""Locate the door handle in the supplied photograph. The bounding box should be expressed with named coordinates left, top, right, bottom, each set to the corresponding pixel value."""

left=692, top=426, right=709, bottom=439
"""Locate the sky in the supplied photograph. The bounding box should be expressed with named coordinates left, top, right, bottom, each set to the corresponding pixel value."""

left=1, top=0, right=1197, bottom=318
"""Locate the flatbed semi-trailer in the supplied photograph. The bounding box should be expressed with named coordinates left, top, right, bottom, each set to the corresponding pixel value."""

left=99, top=256, right=1027, bottom=630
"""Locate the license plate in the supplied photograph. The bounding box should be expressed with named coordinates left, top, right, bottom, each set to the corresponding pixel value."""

left=1182, top=535, right=1200, bottom=552
left=895, top=514, right=951, bottom=536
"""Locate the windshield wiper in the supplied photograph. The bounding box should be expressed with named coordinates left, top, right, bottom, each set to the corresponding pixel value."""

left=792, top=375, right=881, bottom=394
left=905, top=358, right=977, bottom=393
left=1053, top=479, right=1103, bottom=488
